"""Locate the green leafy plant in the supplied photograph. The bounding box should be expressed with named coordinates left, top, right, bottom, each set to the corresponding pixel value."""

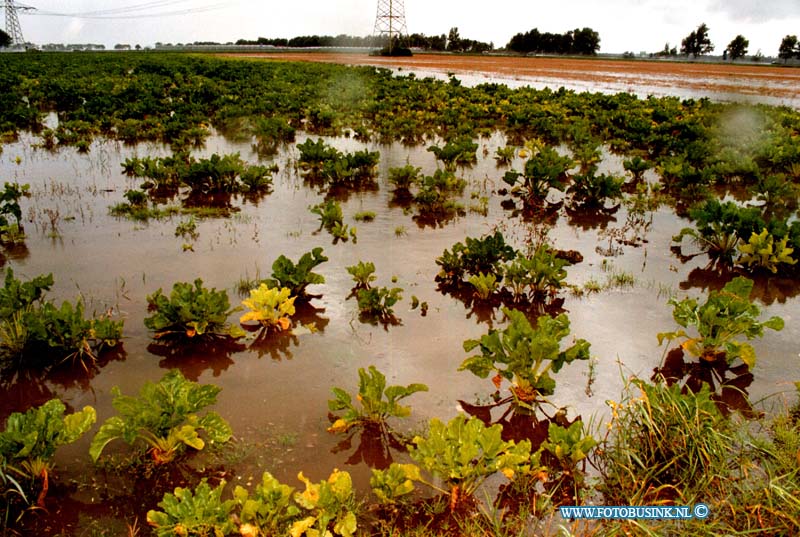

left=502, top=246, right=571, bottom=301
left=352, top=211, right=376, bottom=222
left=144, top=279, right=244, bottom=340
left=146, top=479, right=236, bottom=537
left=297, top=138, right=341, bottom=170
left=369, top=463, right=420, bottom=506
left=355, top=286, right=403, bottom=320
left=406, top=415, right=534, bottom=509
left=174, top=217, right=199, bottom=241
left=310, top=200, right=355, bottom=241
left=0, top=400, right=95, bottom=507
left=494, top=146, right=516, bottom=165
left=468, top=272, right=499, bottom=300
left=502, top=146, right=573, bottom=208
left=657, top=276, right=783, bottom=367
left=328, top=365, right=428, bottom=434
left=264, top=247, right=327, bottom=302
left=567, top=168, right=624, bottom=206
left=461, top=308, right=590, bottom=407
left=435, top=231, right=516, bottom=285
left=427, top=137, right=478, bottom=171
left=90, top=369, right=232, bottom=465
left=737, top=228, right=797, bottom=273
left=234, top=471, right=301, bottom=536
left=239, top=284, right=296, bottom=333
left=291, top=469, right=358, bottom=537
left=540, top=420, right=596, bottom=501
left=345, top=261, right=376, bottom=289
left=0, top=182, right=29, bottom=240
left=36, top=299, right=124, bottom=367
left=672, top=199, right=764, bottom=264
left=388, top=164, right=421, bottom=191
left=0, top=269, right=122, bottom=369
left=622, top=155, right=652, bottom=182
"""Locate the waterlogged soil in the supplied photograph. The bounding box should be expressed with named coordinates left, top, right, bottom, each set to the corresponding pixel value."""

left=2, top=127, right=799, bottom=533
left=229, top=52, right=800, bottom=108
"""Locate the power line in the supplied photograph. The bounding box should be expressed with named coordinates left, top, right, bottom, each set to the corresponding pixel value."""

left=23, top=1, right=231, bottom=19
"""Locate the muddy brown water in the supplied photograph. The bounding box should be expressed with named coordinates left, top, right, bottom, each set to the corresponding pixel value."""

left=1, top=125, right=798, bottom=532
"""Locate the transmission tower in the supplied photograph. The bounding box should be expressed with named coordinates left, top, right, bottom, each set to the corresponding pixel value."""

left=373, top=0, right=407, bottom=53
left=3, top=0, right=28, bottom=46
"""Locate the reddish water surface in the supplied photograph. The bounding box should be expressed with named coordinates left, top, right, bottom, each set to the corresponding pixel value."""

left=1, top=110, right=798, bottom=532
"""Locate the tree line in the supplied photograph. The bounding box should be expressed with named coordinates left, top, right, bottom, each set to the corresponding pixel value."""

left=505, top=27, right=601, bottom=55
left=654, top=22, right=800, bottom=62
left=235, top=29, right=493, bottom=53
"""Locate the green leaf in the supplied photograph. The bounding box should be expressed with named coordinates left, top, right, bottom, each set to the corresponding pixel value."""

left=89, top=416, right=126, bottom=462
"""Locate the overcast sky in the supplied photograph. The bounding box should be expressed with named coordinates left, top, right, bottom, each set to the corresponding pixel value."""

left=10, top=0, right=800, bottom=55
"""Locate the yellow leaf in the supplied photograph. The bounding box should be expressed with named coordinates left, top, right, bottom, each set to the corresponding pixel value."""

left=289, top=517, right=317, bottom=537
left=327, top=419, right=350, bottom=434
left=239, top=524, right=259, bottom=537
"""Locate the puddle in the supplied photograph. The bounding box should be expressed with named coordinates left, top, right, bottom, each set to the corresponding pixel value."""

left=1, top=126, right=798, bottom=532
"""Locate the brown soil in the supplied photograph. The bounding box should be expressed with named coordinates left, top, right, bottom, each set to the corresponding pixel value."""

left=225, top=52, right=800, bottom=102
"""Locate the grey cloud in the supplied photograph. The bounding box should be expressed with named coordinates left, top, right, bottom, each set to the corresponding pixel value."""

left=710, top=0, right=800, bottom=22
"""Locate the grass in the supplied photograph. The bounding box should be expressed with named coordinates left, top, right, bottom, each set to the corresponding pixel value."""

left=594, top=376, right=800, bottom=536
left=353, top=210, right=376, bottom=222
left=234, top=266, right=264, bottom=297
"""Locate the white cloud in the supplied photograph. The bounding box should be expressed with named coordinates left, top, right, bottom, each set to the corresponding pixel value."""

left=710, top=0, right=800, bottom=22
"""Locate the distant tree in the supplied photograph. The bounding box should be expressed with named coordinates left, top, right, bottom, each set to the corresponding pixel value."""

left=447, top=27, right=462, bottom=52
left=726, top=35, right=749, bottom=61
left=778, top=35, right=798, bottom=62
left=681, top=23, right=714, bottom=57
left=506, top=27, right=600, bottom=55
left=0, top=29, right=11, bottom=48
left=572, top=27, right=600, bottom=55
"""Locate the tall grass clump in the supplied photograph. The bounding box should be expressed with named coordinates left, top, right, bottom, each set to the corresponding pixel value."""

left=597, top=377, right=800, bottom=535
left=598, top=377, right=729, bottom=506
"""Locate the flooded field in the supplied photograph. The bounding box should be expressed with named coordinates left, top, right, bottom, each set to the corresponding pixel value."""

left=231, top=52, right=800, bottom=108
left=0, top=51, right=799, bottom=534
left=2, top=124, right=798, bottom=532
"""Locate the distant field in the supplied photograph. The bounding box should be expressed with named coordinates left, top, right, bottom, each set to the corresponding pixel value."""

left=229, top=51, right=800, bottom=106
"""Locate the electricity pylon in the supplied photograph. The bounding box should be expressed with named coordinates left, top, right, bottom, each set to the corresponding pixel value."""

left=373, top=0, right=407, bottom=53
left=3, top=0, right=29, bottom=46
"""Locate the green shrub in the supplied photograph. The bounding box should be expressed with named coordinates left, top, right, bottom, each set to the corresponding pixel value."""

left=90, top=369, right=232, bottom=464
left=144, top=279, right=244, bottom=340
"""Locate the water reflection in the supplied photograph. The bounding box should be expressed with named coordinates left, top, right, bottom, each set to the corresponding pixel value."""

left=653, top=347, right=758, bottom=418
left=679, top=266, right=800, bottom=305
left=330, top=422, right=408, bottom=470
left=436, top=282, right=566, bottom=328
left=149, top=338, right=246, bottom=380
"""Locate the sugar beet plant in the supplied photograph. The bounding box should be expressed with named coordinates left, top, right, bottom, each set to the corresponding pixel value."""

left=0, top=268, right=123, bottom=371
left=144, top=278, right=245, bottom=340
left=328, top=365, right=428, bottom=435
left=460, top=308, right=591, bottom=410
left=435, top=231, right=516, bottom=286
left=657, top=276, right=783, bottom=367
left=371, top=415, right=535, bottom=511
left=239, top=284, right=296, bottom=334
left=0, top=399, right=96, bottom=507
left=90, top=369, right=232, bottom=465
left=263, top=247, right=327, bottom=302
left=147, top=469, right=358, bottom=537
